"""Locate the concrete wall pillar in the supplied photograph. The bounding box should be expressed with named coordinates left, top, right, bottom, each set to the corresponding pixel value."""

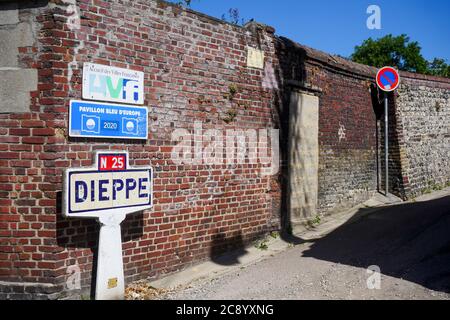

left=0, top=2, right=37, bottom=113
left=288, top=91, right=320, bottom=227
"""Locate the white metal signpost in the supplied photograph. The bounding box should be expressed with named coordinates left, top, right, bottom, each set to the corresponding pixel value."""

left=63, top=151, right=153, bottom=300
left=376, top=66, right=400, bottom=196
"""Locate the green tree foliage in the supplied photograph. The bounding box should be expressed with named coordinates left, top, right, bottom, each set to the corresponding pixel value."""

left=428, top=58, right=450, bottom=78
left=351, top=34, right=449, bottom=78
left=351, top=34, right=428, bottom=73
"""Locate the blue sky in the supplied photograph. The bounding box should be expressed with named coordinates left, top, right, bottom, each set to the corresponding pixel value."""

left=181, top=0, right=450, bottom=61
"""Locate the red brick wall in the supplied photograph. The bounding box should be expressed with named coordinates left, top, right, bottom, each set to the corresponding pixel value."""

left=276, top=38, right=379, bottom=215
left=1, top=0, right=282, bottom=298
left=315, top=67, right=378, bottom=214
left=2, top=1, right=447, bottom=299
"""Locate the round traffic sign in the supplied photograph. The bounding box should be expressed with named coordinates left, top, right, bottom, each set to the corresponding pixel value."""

left=376, top=67, right=400, bottom=92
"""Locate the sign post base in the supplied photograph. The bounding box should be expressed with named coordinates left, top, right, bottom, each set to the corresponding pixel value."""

left=62, top=151, right=153, bottom=300
left=95, top=212, right=127, bottom=300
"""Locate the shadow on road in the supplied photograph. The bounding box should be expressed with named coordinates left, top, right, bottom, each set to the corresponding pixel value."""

left=301, top=195, right=450, bottom=293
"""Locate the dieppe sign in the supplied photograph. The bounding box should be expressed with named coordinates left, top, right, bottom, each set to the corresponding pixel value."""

left=63, top=151, right=153, bottom=218
left=63, top=151, right=153, bottom=300
left=69, top=100, right=148, bottom=140
left=376, top=66, right=400, bottom=92
left=83, top=63, right=144, bottom=105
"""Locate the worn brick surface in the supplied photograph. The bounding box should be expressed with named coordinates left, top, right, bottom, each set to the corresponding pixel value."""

left=0, top=0, right=280, bottom=298
left=276, top=38, right=379, bottom=215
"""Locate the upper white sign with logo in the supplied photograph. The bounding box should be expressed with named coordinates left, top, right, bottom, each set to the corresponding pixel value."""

left=82, top=63, right=145, bottom=105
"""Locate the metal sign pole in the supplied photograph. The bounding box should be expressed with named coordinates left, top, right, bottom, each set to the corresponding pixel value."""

left=376, top=66, right=400, bottom=197
left=384, top=92, right=389, bottom=196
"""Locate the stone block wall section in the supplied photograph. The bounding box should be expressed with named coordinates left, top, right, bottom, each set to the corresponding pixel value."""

left=0, top=0, right=448, bottom=299
left=0, top=1, right=38, bottom=113
left=394, top=72, right=450, bottom=199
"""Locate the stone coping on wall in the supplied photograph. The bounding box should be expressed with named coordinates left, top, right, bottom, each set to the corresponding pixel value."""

left=400, top=71, right=450, bottom=90
left=280, top=37, right=450, bottom=87
left=276, top=36, right=378, bottom=80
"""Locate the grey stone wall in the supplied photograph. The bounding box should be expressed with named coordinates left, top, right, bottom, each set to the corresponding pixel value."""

left=0, top=1, right=38, bottom=113
left=395, top=75, right=450, bottom=198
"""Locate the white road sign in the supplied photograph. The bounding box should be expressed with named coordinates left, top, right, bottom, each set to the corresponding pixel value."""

left=63, top=151, right=153, bottom=218
left=62, top=151, right=153, bottom=300
left=82, top=63, right=145, bottom=105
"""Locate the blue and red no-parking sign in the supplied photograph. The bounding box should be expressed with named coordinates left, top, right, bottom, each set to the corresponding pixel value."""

left=376, top=66, right=400, bottom=92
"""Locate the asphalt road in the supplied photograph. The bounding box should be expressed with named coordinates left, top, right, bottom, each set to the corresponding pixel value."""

left=163, top=195, right=450, bottom=300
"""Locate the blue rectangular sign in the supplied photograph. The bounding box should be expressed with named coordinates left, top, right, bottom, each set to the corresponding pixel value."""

left=69, top=100, right=148, bottom=140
